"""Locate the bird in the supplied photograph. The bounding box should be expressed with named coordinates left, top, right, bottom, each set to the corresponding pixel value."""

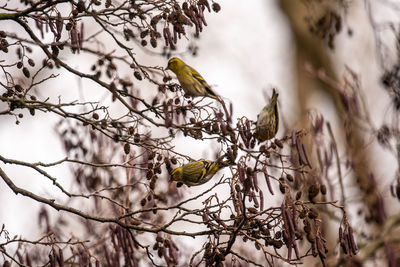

left=166, top=57, right=220, bottom=100
left=171, top=159, right=230, bottom=187
left=255, top=89, right=279, bottom=142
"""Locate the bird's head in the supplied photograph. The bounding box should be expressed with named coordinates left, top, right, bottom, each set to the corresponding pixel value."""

left=167, top=57, right=184, bottom=73
left=170, top=166, right=183, bottom=182
left=218, top=160, right=231, bottom=168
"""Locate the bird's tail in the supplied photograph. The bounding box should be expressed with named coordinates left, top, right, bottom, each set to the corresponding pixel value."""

left=271, top=88, right=279, bottom=102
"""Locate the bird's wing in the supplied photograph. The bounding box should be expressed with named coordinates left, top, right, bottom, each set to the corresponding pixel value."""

left=183, top=161, right=206, bottom=183
left=272, top=93, right=279, bottom=133
left=189, top=66, right=218, bottom=98
left=201, top=160, right=214, bottom=172
left=274, top=102, right=279, bottom=133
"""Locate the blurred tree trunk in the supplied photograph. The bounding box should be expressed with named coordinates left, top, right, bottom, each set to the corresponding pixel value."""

left=279, top=0, right=388, bottom=263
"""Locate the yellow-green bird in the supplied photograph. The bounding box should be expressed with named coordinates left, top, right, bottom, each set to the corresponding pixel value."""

left=255, top=89, right=279, bottom=142
left=166, top=57, right=219, bottom=100
left=171, top=159, right=229, bottom=186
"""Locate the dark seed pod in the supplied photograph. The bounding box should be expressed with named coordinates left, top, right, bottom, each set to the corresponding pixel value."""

left=134, top=71, right=142, bottom=80
left=170, top=157, right=177, bottom=165
left=66, top=22, right=72, bottom=31
left=134, top=133, right=140, bottom=143
left=124, top=143, right=130, bottom=154
left=157, top=247, right=163, bottom=258
left=308, top=185, right=319, bottom=202
left=226, top=147, right=236, bottom=163
left=248, top=207, right=258, bottom=214
left=152, top=204, right=157, bottom=214
left=275, top=139, right=283, bottom=148
left=28, top=58, right=35, bottom=66
left=234, top=184, right=241, bottom=193
left=308, top=208, right=319, bottom=219
left=156, top=235, right=164, bottom=243
left=164, top=157, right=171, bottom=169
left=150, top=37, right=157, bottom=48
left=147, top=161, right=154, bottom=170
left=302, top=144, right=313, bottom=168
left=77, top=0, right=85, bottom=12
left=275, top=231, right=282, bottom=239
left=150, top=15, right=161, bottom=30
left=320, top=184, right=327, bottom=195
left=153, top=243, right=159, bottom=250
left=246, top=167, right=253, bottom=176
left=150, top=177, right=156, bottom=190
left=250, top=139, right=256, bottom=148
left=212, top=2, right=221, bottom=12
left=140, top=30, right=149, bottom=39
left=143, top=161, right=153, bottom=173
left=14, top=84, right=23, bottom=92
left=22, top=67, right=30, bottom=78
left=295, top=137, right=305, bottom=165
left=113, top=134, right=120, bottom=143
left=395, top=183, right=400, bottom=200
left=127, top=127, right=134, bottom=135
left=154, top=165, right=162, bottom=174
left=348, top=226, right=358, bottom=254
left=279, top=180, right=286, bottom=194
left=339, top=226, right=348, bottom=254
left=295, top=231, right=303, bottom=240
left=272, top=240, right=283, bottom=249
left=212, top=122, right=219, bottom=133
left=270, top=142, right=276, bottom=150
